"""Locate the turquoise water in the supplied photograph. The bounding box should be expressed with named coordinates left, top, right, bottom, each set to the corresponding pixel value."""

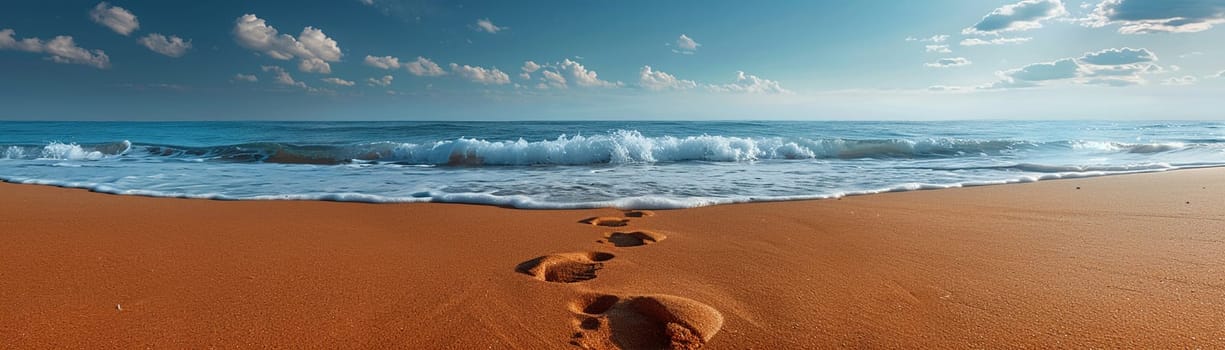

left=2, top=121, right=1223, bottom=208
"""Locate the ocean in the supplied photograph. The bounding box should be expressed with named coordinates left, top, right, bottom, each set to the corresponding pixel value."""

left=1, top=121, right=1223, bottom=209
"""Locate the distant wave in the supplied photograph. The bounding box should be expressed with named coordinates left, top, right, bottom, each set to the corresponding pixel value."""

left=1, top=130, right=1214, bottom=166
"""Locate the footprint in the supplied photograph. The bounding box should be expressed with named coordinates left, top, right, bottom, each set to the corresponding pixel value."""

left=516, top=252, right=615, bottom=283
left=569, top=293, right=724, bottom=350
left=581, top=217, right=630, bottom=227
left=599, top=230, right=668, bottom=247
left=624, top=210, right=655, bottom=218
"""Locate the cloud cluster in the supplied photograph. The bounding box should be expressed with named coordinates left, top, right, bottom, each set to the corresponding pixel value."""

left=925, top=45, right=952, bottom=53
left=90, top=2, right=139, bottom=36
left=964, top=0, right=1068, bottom=34
left=367, top=75, right=394, bottom=87
left=233, top=73, right=259, bottom=82
left=473, top=18, right=505, bottom=34
left=960, top=37, right=1032, bottom=46
left=0, top=29, right=111, bottom=68
left=673, top=34, right=700, bottom=54
left=322, top=77, right=355, bottom=86
left=986, top=47, right=1161, bottom=88
left=520, top=59, right=619, bottom=89
left=364, top=55, right=445, bottom=76
left=638, top=65, right=697, bottom=91
left=406, top=56, right=445, bottom=76
left=905, top=35, right=949, bottom=43
left=261, top=65, right=308, bottom=89
left=449, top=63, right=510, bottom=85
left=708, top=71, right=790, bottom=94
left=926, top=57, right=972, bottom=68
left=1084, top=0, right=1225, bottom=34
left=139, top=34, right=191, bottom=57
left=234, top=14, right=343, bottom=74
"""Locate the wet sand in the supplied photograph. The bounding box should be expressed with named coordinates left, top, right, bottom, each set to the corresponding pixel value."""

left=1, top=168, right=1223, bottom=348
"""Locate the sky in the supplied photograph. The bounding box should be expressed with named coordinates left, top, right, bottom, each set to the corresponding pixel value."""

left=1, top=0, right=1223, bottom=120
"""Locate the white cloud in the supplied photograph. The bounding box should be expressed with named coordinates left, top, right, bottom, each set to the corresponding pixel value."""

left=1078, top=47, right=1157, bottom=65
left=558, top=59, right=618, bottom=87
left=707, top=71, right=789, bottom=94
left=638, top=65, right=697, bottom=91
left=321, top=77, right=355, bottom=86
left=540, top=70, right=566, bottom=89
left=964, top=0, right=1068, bottom=35
left=448, top=63, right=510, bottom=85
left=1084, top=0, right=1225, bottom=34
left=906, top=35, right=949, bottom=43
left=1162, top=75, right=1198, bottom=85
left=138, top=33, right=191, bottom=57
left=674, top=34, right=700, bottom=54
left=262, top=65, right=308, bottom=89
left=522, top=61, right=541, bottom=73
left=959, top=37, right=1032, bottom=46
left=367, top=75, right=393, bottom=86
left=298, top=57, right=331, bottom=74
left=925, top=44, right=952, bottom=53
left=0, top=29, right=111, bottom=69
left=90, top=2, right=139, bottom=36
left=1179, top=51, right=1205, bottom=59
left=984, top=47, right=1163, bottom=89
left=364, top=55, right=400, bottom=69
left=473, top=18, right=505, bottom=33
left=927, top=85, right=968, bottom=92
left=406, top=56, right=445, bottom=76
left=233, top=73, right=258, bottom=82
left=233, top=14, right=343, bottom=74
left=925, top=57, right=972, bottom=68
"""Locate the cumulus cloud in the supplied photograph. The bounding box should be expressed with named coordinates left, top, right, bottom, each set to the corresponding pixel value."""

left=906, top=34, right=950, bottom=42
left=964, top=0, right=1068, bottom=34
left=233, top=73, right=259, bottom=82
left=1078, top=47, right=1157, bottom=65
left=925, top=57, right=973, bottom=68
left=234, top=14, right=343, bottom=74
left=707, top=71, right=789, bottom=94
left=406, top=56, right=445, bottom=76
left=298, top=57, right=331, bottom=73
left=674, top=34, right=700, bottom=54
left=364, top=55, right=400, bottom=69
left=1084, top=0, right=1225, bottom=34
left=448, top=63, right=510, bottom=85
left=473, top=18, right=505, bottom=33
left=984, top=47, right=1163, bottom=89
left=90, top=2, right=139, bottom=36
left=519, top=60, right=541, bottom=79
left=367, top=75, right=393, bottom=86
left=321, top=77, right=355, bottom=86
left=0, top=29, right=111, bottom=69
left=557, top=59, right=618, bottom=87
left=925, top=44, right=952, bottom=53
left=539, top=70, right=566, bottom=89
left=261, top=65, right=308, bottom=89
left=138, top=34, right=191, bottom=57
left=638, top=65, right=697, bottom=91
left=1162, top=75, right=1198, bottom=85
left=960, top=37, right=1032, bottom=46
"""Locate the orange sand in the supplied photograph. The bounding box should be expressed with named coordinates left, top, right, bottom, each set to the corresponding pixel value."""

left=2, top=168, right=1224, bottom=348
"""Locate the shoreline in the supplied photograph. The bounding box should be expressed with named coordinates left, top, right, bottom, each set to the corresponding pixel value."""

left=1, top=164, right=1215, bottom=210
left=2, top=168, right=1223, bottom=348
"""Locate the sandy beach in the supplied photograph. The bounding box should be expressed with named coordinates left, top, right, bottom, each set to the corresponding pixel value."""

left=2, top=168, right=1223, bottom=348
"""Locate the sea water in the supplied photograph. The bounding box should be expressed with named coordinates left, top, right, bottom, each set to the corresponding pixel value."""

left=1, top=121, right=1222, bottom=209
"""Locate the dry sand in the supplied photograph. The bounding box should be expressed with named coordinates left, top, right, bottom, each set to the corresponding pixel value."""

left=1, top=168, right=1224, bottom=348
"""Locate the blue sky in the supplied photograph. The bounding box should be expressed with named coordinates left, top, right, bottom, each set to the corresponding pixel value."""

left=1, top=0, right=1223, bottom=120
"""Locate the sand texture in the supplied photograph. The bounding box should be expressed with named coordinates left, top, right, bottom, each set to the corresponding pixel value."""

left=2, top=168, right=1224, bottom=348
